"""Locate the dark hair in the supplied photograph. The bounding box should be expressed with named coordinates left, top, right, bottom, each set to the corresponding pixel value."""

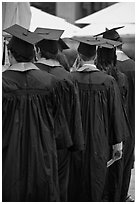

left=78, top=43, right=96, bottom=60
left=96, top=47, right=118, bottom=80
left=36, top=39, right=58, bottom=60
left=9, top=48, right=34, bottom=62
left=7, top=36, right=34, bottom=62
left=39, top=50, right=58, bottom=60
left=96, top=47, right=117, bottom=68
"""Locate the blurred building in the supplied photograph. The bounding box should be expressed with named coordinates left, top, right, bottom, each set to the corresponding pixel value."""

left=30, top=2, right=134, bottom=60
left=30, top=2, right=115, bottom=25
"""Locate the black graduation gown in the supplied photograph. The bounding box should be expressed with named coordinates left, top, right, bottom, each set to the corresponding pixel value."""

left=102, top=69, right=130, bottom=201
left=110, top=68, right=128, bottom=109
left=34, top=62, right=84, bottom=201
left=117, top=58, right=135, bottom=137
left=2, top=66, right=72, bottom=202
left=35, top=63, right=84, bottom=149
left=116, top=59, right=135, bottom=201
left=68, top=69, right=125, bottom=202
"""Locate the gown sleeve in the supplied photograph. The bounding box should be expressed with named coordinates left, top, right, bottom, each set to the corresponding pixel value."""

left=58, top=80, right=85, bottom=151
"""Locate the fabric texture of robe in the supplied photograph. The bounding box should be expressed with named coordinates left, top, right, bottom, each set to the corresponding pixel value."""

left=35, top=59, right=84, bottom=150
left=68, top=64, right=126, bottom=202
left=34, top=59, right=84, bottom=201
left=116, top=50, right=135, bottom=201
left=102, top=66, right=132, bottom=201
left=2, top=62, right=73, bottom=202
left=116, top=50, right=135, bottom=137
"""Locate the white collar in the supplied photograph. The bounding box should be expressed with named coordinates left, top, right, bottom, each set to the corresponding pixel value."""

left=7, top=62, right=39, bottom=72
left=116, top=50, right=130, bottom=61
left=37, top=58, right=61, bottom=67
left=76, top=64, right=99, bottom=72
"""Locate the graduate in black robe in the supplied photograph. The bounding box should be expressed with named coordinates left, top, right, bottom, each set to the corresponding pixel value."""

left=96, top=45, right=132, bottom=201
left=98, top=27, right=135, bottom=201
left=68, top=37, right=125, bottom=202
left=102, top=27, right=135, bottom=139
left=34, top=27, right=84, bottom=201
left=96, top=47, right=128, bottom=110
left=116, top=50, right=135, bottom=138
left=116, top=52, right=135, bottom=202
left=2, top=25, right=73, bottom=202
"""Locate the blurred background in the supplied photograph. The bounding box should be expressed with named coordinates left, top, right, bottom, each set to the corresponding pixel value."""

left=2, top=2, right=135, bottom=60
left=30, top=2, right=115, bottom=25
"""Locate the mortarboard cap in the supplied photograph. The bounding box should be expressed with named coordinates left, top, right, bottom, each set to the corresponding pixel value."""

left=93, top=26, right=124, bottom=41
left=96, top=37, right=123, bottom=49
left=3, top=24, right=43, bottom=45
left=34, top=27, right=64, bottom=41
left=3, top=24, right=43, bottom=60
left=36, top=39, right=59, bottom=55
left=34, top=28, right=65, bottom=55
left=72, top=36, right=122, bottom=49
left=72, top=36, right=103, bottom=46
left=72, top=36, right=101, bottom=58
left=78, top=42, right=96, bottom=58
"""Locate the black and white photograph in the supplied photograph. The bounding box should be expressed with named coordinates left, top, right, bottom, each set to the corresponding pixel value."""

left=2, top=1, right=135, bottom=202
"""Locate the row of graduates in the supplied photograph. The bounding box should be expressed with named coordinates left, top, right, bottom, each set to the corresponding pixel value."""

left=2, top=24, right=135, bottom=202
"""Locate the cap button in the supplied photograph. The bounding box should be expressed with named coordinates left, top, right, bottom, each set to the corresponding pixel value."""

left=23, top=30, right=29, bottom=36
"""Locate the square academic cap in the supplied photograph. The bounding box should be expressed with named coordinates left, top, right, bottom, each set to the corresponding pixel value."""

left=72, top=36, right=103, bottom=46
left=93, top=26, right=124, bottom=39
left=72, top=37, right=101, bottom=57
left=72, top=36, right=122, bottom=48
left=34, top=27, right=64, bottom=41
left=3, top=24, right=43, bottom=45
left=96, top=37, right=123, bottom=48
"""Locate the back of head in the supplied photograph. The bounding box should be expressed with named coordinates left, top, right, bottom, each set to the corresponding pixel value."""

left=96, top=47, right=117, bottom=69
left=7, top=36, right=34, bottom=62
left=103, top=29, right=123, bottom=50
left=78, top=42, right=96, bottom=60
left=103, top=29, right=121, bottom=41
left=94, top=26, right=124, bottom=50
left=36, top=39, right=58, bottom=59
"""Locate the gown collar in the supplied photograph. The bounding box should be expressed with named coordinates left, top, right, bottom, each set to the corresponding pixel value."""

left=37, top=58, right=61, bottom=67
left=7, top=62, right=39, bottom=72
left=76, top=63, right=100, bottom=72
